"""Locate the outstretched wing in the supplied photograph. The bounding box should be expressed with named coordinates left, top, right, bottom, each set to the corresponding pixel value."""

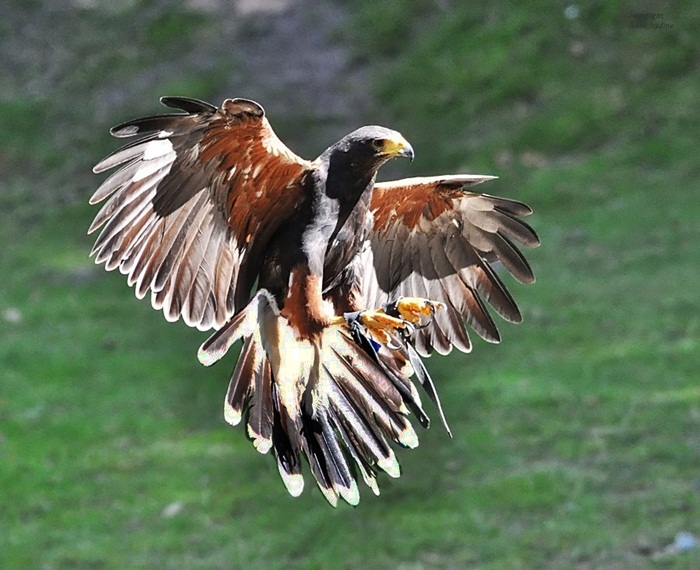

left=363, top=175, right=540, bottom=356
left=89, top=97, right=312, bottom=330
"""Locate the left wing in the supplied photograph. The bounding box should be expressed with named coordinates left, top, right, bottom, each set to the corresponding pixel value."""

left=362, top=175, right=540, bottom=356
left=88, top=97, right=312, bottom=331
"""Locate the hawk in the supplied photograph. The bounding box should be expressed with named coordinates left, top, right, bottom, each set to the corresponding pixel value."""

left=89, top=96, right=539, bottom=506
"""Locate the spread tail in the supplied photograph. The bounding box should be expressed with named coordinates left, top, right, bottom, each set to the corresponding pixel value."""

left=198, top=290, right=446, bottom=506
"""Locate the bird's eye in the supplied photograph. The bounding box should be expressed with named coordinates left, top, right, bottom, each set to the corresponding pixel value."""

left=371, top=138, right=384, bottom=150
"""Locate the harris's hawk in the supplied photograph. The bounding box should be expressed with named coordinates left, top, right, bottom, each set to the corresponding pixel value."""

left=89, top=96, right=539, bottom=506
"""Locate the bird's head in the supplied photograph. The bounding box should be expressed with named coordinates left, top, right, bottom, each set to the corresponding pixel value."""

left=328, top=126, right=414, bottom=169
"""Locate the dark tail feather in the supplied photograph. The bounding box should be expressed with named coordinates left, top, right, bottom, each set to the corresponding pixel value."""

left=199, top=291, right=447, bottom=505
left=300, top=410, right=358, bottom=507
left=317, top=411, right=360, bottom=505
left=327, top=403, right=380, bottom=495
left=329, top=341, right=417, bottom=451
left=349, top=319, right=431, bottom=429
left=247, top=352, right=273, bottom=452
left=271, top=383, right=304, bottom=497
left=223, top=334, right=256, bottom=427
left=402, top=336, right=452, bottom=437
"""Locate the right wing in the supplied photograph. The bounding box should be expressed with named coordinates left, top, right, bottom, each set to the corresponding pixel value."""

left=363, top=175, right=540, bottom=356
left=89, top=97, right=313, bottom=330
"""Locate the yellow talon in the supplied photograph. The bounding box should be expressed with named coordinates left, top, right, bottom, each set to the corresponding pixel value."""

left=331, top=309, right=408, bottom=345
left=395, top=297, right=444, bottom=324
left=365, top=325, right=391, bottom=346
left=331, top=298, right=443, bottom=347
left=360, top=309, right=406, bottom=346
left=360, top=310, right=406, bottom=331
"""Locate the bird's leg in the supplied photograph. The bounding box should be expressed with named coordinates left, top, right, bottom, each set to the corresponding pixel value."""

left=330, top=297, right=444, bottom=346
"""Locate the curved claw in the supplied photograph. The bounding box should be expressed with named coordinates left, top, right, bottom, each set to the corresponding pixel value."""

left=330, top=298, right=443, bottom=347
left=385, top=297, right=444, bottom=325
left=361, top=310, right=405, bottom=345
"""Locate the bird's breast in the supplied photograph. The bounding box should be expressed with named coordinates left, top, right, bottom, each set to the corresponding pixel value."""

left=322, top=201, right=373, bottom=290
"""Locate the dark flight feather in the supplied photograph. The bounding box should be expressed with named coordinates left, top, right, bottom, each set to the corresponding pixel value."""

left=89, top=97, right=539, bottom=506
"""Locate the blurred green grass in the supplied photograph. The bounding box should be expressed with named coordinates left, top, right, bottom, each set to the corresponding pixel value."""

left=1, top=1, right=699, bottom=568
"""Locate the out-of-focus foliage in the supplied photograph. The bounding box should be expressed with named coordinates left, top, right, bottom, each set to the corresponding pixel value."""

left=1, top=1, right=698, bottom=568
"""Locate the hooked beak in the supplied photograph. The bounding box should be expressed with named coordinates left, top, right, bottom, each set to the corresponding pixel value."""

left=382, top=135, right=414, bottom=162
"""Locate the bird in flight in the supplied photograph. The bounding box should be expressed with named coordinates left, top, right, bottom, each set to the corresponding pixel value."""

left=89, top=96, right=539, bottom=506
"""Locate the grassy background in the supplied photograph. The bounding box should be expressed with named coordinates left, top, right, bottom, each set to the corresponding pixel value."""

left=1, top=1, right=699, bottom=568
